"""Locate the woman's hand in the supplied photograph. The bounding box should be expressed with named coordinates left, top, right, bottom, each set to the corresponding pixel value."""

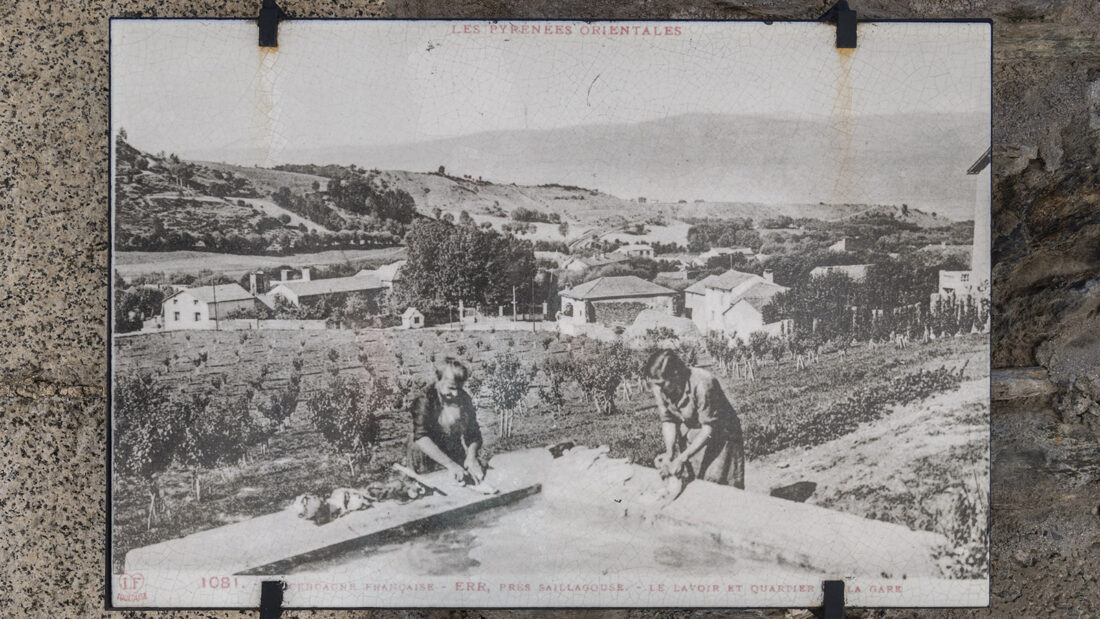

left=668, top=454, right=687, bottom=477
left=654, top=451, right=676, bottom=477
left=465, top=456, right=485, bottom=483
left=446, top=462, right=468, bottom=484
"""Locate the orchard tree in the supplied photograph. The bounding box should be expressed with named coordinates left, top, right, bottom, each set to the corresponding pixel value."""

left=175, top=383, right=253, bottom=502
left=248, top=365, right=302, bottom=455
left=114, top=371, right=179, bottom=529
left=482, top=352, right=536, bottom=438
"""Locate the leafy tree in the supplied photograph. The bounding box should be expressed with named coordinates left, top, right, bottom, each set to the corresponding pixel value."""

left=398, top=218, right=537, bottom=314
left=764, top=271, right=859, bottom=341
left=114, top=284, right=166, bottom=333
left=686, top=218, right=761, bottom=252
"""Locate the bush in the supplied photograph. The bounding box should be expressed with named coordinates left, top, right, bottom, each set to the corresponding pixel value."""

left=568, top=340, right=635, bottom=414
left=308, top=371, right=398, bottom=478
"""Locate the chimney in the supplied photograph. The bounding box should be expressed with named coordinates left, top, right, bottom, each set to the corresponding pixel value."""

left=763, top=270, right=774, bottom=283
left=302, top=267, right=311, bottom=282
left=281, top=269, right=290, bottom=282
left=256, top=271, right=266, bottom=291
left=249, top=272, right=257, bottom=295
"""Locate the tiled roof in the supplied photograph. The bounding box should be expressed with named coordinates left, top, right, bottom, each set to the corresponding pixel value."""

left=376, top=260, right=406, bottom=281
left=173, top=283, right=255, bottom=304
left=726, top=281, right=786, bottom=313
left=559, top=276, right=676, bottom=300
left=685, top=269, right=759, bottom=294
left=274, top=275, right=384, bottom=298
left=568, top=254, right=631, bottom=268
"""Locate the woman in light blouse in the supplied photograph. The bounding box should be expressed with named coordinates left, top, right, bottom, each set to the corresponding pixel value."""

left=643, top=349, right=745, bottom=489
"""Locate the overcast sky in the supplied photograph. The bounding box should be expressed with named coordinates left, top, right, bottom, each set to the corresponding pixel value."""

left=112, top=20, right=990, bottom=208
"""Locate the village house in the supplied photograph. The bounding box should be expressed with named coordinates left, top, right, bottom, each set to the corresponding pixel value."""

left=931, top=147, right=991, bottom=307
left=268, top=273, right=386, bottom=311
left=562, top=254, right=631, bottom=273
left=935, top=271, right=977, bottom=297
left=162, top=283, right=259, bottom=330
left=684, top=269, right=788, bottom=339
left=809, top=264, right=872, bottom=283
left=692, top=247, right=754, bottom=267
left=827, top=237, right=871, bottom=253
left=659, top=253, right=702, bottom=268
left=613, top=243, right=655, bottom=259
left=558, top=276, right=677, bottom=327
left=356, top=259, right=405, bottom=289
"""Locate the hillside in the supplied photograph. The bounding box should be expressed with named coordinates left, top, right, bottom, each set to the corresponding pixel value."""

left=113, top=137, right=408, bottom=255
left=114, top=130, right=964, bottom=261
left=269, top=112, right=987, bottom=221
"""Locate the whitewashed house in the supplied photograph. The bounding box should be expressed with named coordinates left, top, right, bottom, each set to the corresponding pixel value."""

left=162, top=283, right=259, bottom=330
left=613, top=243, right=655, bottom=259
left=684, top=269, right=788, bottom=340
left=809, top=264, right=872, bottom=283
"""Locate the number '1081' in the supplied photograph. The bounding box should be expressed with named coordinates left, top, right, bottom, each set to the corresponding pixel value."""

left=201, top=576, right=239, bottom=589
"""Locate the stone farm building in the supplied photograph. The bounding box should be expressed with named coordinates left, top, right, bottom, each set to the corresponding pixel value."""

left=558, top=276, right=677, bottom=327
left=692, top=247, right=754, bottom=267
left=562, top=254, right=631, bottom=273
left=684, top=269, right=789, bottom=340
left=827, top=237, right=871, bottom=253
left=269, top=272, right=386, bottom=311
left=809, top=264, right=872, bottom=283
left=162, top=283, right=259, bottom=330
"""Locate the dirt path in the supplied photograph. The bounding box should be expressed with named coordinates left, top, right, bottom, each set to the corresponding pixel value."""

left=746, top=378, right=988, bottom=528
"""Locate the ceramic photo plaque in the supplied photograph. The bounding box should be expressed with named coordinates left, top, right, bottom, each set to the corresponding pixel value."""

left=109, top=18, right=991, bottom=609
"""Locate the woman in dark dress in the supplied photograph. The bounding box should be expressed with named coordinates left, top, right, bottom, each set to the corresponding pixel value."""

left=643, top=349, right=745, bottom=489
left=407, top=357, right=485, bottom=483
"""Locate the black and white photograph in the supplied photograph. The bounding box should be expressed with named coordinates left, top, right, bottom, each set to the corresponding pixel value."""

left=109, top=19, right=991, bottom=608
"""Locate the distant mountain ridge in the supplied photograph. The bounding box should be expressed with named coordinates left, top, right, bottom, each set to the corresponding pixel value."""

left=178, top=112, right=988, bottom=221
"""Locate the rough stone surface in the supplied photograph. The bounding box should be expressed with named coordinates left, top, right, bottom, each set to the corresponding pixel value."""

left=2, top=0, right=1099, bottom=616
